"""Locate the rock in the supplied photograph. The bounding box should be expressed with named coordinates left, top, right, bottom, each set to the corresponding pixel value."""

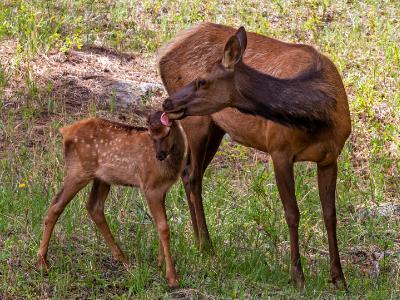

left=358, top=204, right=400, bottom=219
left=349, top=249, right=381, bottom=277
left=105, top=80, right=142, bottom=108
left=349, top=248, right=400, bottom=277
left=49, top=53, right=67, bottom=63
left=104, top=80, right=165, bottom=108
left=139, top=82, right=164, bottom=94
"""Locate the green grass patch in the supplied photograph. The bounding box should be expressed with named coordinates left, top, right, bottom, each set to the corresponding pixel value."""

left=0, top=0, right=399, bottom=298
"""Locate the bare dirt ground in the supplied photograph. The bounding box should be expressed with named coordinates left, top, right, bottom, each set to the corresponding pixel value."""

left=1, top=41, right=166, bottom=115
left=36, top=45, right=165, bottom=109
left=0, top=41, right=169, bottom=157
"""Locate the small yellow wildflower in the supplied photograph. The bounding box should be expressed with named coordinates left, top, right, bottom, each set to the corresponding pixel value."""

left=18, top=183, right=27, bottom=189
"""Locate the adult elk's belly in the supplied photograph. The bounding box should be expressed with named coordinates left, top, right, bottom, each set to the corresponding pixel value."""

left=212, top=108, right=269, bottom=152
left=212, top=107, right=331, bottom=163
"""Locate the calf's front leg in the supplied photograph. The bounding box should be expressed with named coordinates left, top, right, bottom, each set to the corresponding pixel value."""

left=145, top=190, right=178, bottom=288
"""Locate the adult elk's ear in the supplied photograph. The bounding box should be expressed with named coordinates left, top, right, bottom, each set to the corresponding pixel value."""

left=235, top=26, right=247, bottom=52
left=222, top=26, right=247, bottom=70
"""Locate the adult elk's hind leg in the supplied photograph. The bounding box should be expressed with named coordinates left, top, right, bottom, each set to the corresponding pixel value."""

left=86, top=179, right=129, bottom=268
left=317, top=162, right=347, bottom=289
left=145, top=189, right=178, bottom=288
left=37, top=176, right=89, bottom=269
left=272, top=153, right=305, bottom=288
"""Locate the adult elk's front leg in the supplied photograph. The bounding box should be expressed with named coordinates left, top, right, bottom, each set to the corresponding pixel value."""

left=317, top=162, right=347, bottom=290
left=181, top=155, right=200, bottom=244
left=183, top=121, right=224, bottom=251
left=272, top=154, right=305, bottom=288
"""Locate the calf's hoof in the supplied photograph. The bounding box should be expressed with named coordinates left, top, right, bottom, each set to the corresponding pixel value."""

left=167, top=277, right=179, bottom=289
left=122, top=260, right=130, bottom=271
left=158, top=255, right=164, bottom=268
left=36, top=255, right=49, bottom=271
left=166, top=269, right=179, bottom=289
left=112, top=251, right=129, bottom=270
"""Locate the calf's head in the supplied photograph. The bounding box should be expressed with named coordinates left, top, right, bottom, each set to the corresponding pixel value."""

left=148, top=111, right=175, bottom=161
left=162, top=26, right=247, bottom=119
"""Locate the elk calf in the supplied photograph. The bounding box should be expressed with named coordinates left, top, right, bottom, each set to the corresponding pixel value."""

left=37, top=111, right=187, bottom=287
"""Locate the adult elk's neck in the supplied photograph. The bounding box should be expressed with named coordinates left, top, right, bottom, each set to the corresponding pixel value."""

left=232, top=61, right=336, bottom=130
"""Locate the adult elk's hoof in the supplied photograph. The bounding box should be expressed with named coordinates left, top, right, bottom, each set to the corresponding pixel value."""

left=290, top=268, right=305, bottom=289
left=331, top=276, right=348, bottom=291
left=198, top=238, right=213, bottom=253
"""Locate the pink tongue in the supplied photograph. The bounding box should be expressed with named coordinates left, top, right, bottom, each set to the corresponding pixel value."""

left=160, top=112, right=172, bottom=127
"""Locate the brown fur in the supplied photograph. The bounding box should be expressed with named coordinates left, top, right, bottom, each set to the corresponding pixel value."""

left=162, top=27, right=337, bottom=130
left=158, top=22, right=351, bottom=288
left=37, top=114, right=187, bottom=288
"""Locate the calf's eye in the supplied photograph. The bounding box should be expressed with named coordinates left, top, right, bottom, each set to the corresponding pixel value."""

left=196, top=78, right=207, bottom=89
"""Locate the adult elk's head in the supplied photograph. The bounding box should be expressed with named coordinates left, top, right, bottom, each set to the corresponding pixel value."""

left=162, top=26, right=247, bottom=120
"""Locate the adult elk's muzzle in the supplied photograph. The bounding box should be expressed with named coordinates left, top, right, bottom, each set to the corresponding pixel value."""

left=162, top=82, right=198, bottom=120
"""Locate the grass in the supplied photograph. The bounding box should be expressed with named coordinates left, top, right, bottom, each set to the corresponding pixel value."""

left=0, top=0, right=399, bottom=299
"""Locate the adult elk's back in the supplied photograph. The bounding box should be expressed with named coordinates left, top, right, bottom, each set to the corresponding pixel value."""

left=159, top=23, right=351, bottom=288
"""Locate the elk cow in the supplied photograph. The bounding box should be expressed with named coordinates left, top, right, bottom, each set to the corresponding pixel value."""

left=159, top=23, right=351, bottom=288
left=37, top=112, right=187, bottom=288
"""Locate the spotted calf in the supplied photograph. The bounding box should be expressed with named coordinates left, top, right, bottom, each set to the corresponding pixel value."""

left=37, top=111, right=187, bottom=288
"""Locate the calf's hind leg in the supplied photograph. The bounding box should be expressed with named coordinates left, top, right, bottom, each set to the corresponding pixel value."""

left=86, top=179, right=129, bottom=268
left=37, top=176, right=88, bottom=269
